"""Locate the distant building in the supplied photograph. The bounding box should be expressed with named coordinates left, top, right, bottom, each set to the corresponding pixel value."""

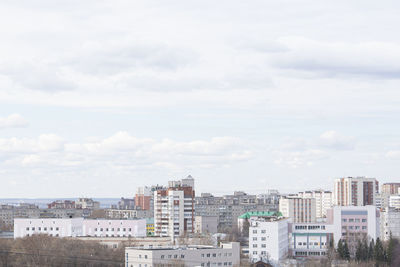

left=381, top=183, right=400, bottom=195
left=297, top=190, right=333, bottom=218
left=334, top=177, right=379, bottom=206
left=105, top=208, right=152, bottom=219
left=194, top=216, right=218, bottom=234
left=125, top=242, right=240, bottom=267
left=389, top=195, right=400, bottom=209
left=135, top=186, right=153, bottom=211
left=279, top=197, right=316, bottom=223
left=75, top=198, right=100, bottom=210
left=47, top=200, right=76, bottom=209
left=249, top=216, right=289, bottom=264
left=380, top=207, right=400, bottom=241
left=117, top=198, right=135, bottom=210
left=146, top=218, right=154, bottom=236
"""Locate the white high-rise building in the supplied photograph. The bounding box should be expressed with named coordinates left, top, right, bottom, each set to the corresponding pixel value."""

left=381, top=207, right=400, bottom=241
left=154, top=176, right=195, bottom=240
left=389, top=195, right=400, bottom=209
left=249, top=217, right=289, bottom=264
left=334, top=177, right=379, bottom=206
left=279, top=197, right=316, bottom=223
left=297, top=190, right=333, bottom=218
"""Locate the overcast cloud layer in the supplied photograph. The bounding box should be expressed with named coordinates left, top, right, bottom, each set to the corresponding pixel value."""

left=0, top=0, right=400, bottom=197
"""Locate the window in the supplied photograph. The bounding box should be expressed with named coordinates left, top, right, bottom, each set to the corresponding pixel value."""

left=261, top=230, right=266, bottom=233
left=174, top=255, right=178, bottom=259
left=253, top=244, right=257, bottom=248
left=181, top=254, right=184, bottom=258
left=261, top=244, right=266, bottom=248
left=201, top=254, right=204, bottom=258
left=253, top=230, right=257, bottom=234
left=253, top=251, right=257, bottom=255
left=355, top=219, right=360, bottom=222
left=50, top=227, right=53, bottom=230
left=44, top=227, right=47, bottom=231
left=123, top=228, right=126, bottom=231
left=349, top=219, right=354, bottom=222
left=253, top=237, right=257, bottom=241
left=261, top=237, right=266, bottom=241
left=26, top=227, right=29, bottom=231
left=213, top=253, right=216, bottom=257
left=362, top=219, right=367, bottom=222
left=161, top=255, right=164, bottom=259
left=207, top=254, right=210, bottom=257
left=362, top=226, right=367, bottom=230
left=32, top=227, right=35, bottom=231
left=38, top=227, right=41, bottom=231
left=144, top=255, right=147, bottom=259
left=100, top=228, right=103, bottom=231
left=342, top=219, right=347, bottom=222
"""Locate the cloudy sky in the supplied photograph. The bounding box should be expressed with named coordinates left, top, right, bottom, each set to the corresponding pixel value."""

left=1, top=0, right=400, bottom=198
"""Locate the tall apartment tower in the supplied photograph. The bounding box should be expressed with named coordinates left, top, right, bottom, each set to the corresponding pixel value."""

left=279, top=197, right=316, bottom=223
left=381, top=183, right=400, bottom=195
left=154, top=176, right=195, bottom=240
left=297, top=190, right=333, bottom=218
left=135, top=186, right=152, bottom=210
left=334, top=177, right=379, bottom=206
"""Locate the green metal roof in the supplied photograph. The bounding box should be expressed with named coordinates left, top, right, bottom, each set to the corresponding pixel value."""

left=238, top=211, right=282, bottom=219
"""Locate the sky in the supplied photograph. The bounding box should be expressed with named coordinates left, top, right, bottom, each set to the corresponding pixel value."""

left=0, top=0, right=400, bottom=198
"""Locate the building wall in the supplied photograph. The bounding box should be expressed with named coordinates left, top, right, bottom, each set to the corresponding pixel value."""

left=125, top=242, right=240, bottom=267
left=382, top=183, right=400, bottom=195
left=194, top=216, right=218, bottom=234
left=291, top=223, right=331, bottom=257
left=279, top=197, right=316, bottom=223
left=14, top=218, right=84, bottom=238
left=381, top=207, right=400, bottom=241
left=389, top=195, right=400, bottom=209
left=82, top=219, right=146, bottom=237
left=334, top=177, right=378, bottom=206
left=249, top=218, right=289, bottom=263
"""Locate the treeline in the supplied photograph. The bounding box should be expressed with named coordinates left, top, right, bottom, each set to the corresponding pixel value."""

left=0, top=235, right=124, bottom=267
left=333, top=234, right=399, bottom=266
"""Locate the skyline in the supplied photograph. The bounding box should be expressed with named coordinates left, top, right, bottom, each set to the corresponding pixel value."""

left=1, top=0, right=400, bottom=197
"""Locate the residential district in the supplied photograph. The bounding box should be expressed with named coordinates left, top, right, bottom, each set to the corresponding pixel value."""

left=1, top=175, right=400, bottom=266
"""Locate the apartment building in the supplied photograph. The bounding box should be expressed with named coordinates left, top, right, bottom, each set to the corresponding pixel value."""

left=154, top=177, right=195, bottom=239
left=125, top=242, right=240, bottom=267
left=389, top=195, right=400, bottom=209
left=194, top=216, right=218, bottom=234
left=279, top=197, right=316, bottom=223
left=297, top=190, right=333, bottom=218
left=249, top=216, right=289, bottom=264
left=380, top=207, right=400, bottom=241
left=105, top=208, right=152, bottom=219
left=195, top=192, right=279, bottom=231
left=75, top=198, right=100, bottom=210
left=381, top=183, right=400, bottom=195
left=334, top=177, right=379, bottom=206
left=0, top=204, right=40, bottom=227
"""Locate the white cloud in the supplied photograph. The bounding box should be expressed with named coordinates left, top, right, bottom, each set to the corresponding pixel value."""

left=318, top=130, right=355, bottom=150
left=0, top=114, right=28, bottom=129
left=386, top=151, right=400, bottom=160
left=274, top=149, right=328, bottom=168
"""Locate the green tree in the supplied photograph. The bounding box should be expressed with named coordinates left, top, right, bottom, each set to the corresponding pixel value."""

left=368, top=239, right=375, bottom=261
left=387, top=232, right=395, bottom=264
left=337, top=239, right=344, bottom=259
left=374, top=238, right=385, bottom=262
left=355, top=240, right=362, bottom=262
left=343, top=241, right=350, bottom=261
left=361, top=238, right=369, bottom=261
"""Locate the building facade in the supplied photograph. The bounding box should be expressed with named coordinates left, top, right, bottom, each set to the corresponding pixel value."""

left=279, top=197, right=316, bottom=223
left=334, top=177, right=379, bottom=206
left=154, top=177, right=195, bottom=239
left=381, top=183, right=400, bottom=195
left=249, top=217, right=289, bottom=264
left=194, top=216, right=218, bottom=234
left=14, top=218, right=84, bottom=238
left=125, top=242, right=240, bottom=267
left=381, top=207, right=400, bottom=241
left=297, top=190, right=333, bottom=218
left=290, top=223, right=332, bottom=257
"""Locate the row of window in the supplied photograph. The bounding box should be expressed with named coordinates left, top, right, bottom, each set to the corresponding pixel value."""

left=342, top=225, right=367, bottom=230
left=295, top=251, right=326, bottom=256
left=26, top=227, right=59, bottom=231
left=252, top=229, right=267, bottom=234
left=342, top=218, right=367, bottom=223
left=252, top=244, right=267, bottom=248
left=201, top=253, right=232, bottom=258
left=252, top=237, right=267, bottom=241
left=95, top=228, right=132, bottom=232
left=295, top=225, right=326, bottom=230
left=297, top=242, right=326, bottom=246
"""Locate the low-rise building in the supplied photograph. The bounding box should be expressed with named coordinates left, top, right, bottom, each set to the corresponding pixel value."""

left=105, top=208, right=152, bottom=219
left=125, top=242, right=240, bottom=267
left=249, top=216, right=289, bottom=264
left=14, top=218, right=84, bottom=238
left=14, top=218, right=146, bottom=238
left=194, top=216, right=218, bottom=234
left=290, top=223, right=333, bottom=257
left=82, top=219, right=146, bottom=237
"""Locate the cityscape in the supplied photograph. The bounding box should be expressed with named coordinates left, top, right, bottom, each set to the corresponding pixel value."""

left=1, top=176, right=400, bottom=266
left=1, top=0, right=400, bottom=266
